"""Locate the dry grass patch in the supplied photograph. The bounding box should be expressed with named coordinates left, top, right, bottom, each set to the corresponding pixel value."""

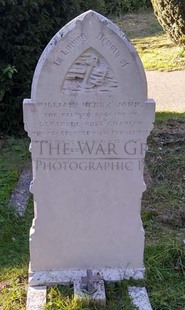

left=114, top=11, right=185, bottom=71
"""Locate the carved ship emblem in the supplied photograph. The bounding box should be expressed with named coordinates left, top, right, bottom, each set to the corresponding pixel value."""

left=61, top=48, right=118, bottom=92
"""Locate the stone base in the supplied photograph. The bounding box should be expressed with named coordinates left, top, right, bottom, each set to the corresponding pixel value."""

left=29, top=267, right=144, bottom=286
left=26, top=267, right=153, bottom=309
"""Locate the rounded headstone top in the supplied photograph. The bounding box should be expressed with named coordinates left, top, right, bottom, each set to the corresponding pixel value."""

left=31, top=10, right=147, bottom=102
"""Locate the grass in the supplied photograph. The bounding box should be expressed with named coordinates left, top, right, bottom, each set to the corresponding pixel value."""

left=0, top=113, right=185, bottom=309
left=143, top=113, right=185, bottom=309
left=114, top=11, right=185, bottom=71
left=0, top=137, right=29, bottom=205
left=0, top=137, right=31, bottom=310
left=45, top=281, right=139, bottom=310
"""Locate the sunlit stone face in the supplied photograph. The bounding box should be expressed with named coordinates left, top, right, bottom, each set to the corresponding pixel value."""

left=23, top=10, right=155, bottom=272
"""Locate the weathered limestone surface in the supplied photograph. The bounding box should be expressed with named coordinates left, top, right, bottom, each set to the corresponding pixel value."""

left=23, top=10, right=155, bottom=274
left=26, top=286, right=46, bottom=310
left=128, top=287, right=153, bottom=310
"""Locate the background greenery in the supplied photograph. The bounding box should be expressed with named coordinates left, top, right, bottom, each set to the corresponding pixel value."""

left=0, top=0, right=151, bottom=135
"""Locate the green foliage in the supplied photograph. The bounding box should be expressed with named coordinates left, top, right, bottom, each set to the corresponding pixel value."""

left=151, top=0, right=185, bottom=46
left=0, top=0, right=80, bottom=135
left=46, top=282, right=138, bottom=309
left=145, top=241, right=185, bottom=309
left=79, top=0, right=106, bottom=13
left=0, top=65, right=18, bottom=134
left=0, top=65, right=17, bottom=102
left=0, top=201, right=33, bottom=310
left=0, top=137, right=29, bottom=206
left=0, top=137, right=31, bottom=310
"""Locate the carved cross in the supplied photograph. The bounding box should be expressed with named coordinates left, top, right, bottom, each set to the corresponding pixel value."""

left=80, top=269, right=102, bottom=295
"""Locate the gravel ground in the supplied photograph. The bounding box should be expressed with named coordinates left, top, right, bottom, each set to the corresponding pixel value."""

left=146, top=70, right=185, bottom=113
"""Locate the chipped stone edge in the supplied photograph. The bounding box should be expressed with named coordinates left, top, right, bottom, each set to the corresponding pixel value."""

left=31, top=10, right=147, bottom=102
left=128, top=286, right=153, bottom=310
left=28, top=267, right=144, bottom=287
left=26, top=286, right=47, bottom=310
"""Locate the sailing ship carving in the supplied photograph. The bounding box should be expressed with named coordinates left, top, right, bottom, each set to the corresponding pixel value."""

left=61, top=49, right=118, bottom=92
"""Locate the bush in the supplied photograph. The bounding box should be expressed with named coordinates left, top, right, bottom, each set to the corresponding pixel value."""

left=151, top=0, right=185, bottom=46
left=0, top=65, right=18, bottom=134
left=0, top=0, right=81, bottom=135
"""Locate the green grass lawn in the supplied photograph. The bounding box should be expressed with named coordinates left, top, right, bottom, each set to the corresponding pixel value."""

left=0, top=138, right=31, bottom=310
left=114, top=11, right=185, bottom=71
left=0, top=113, right=185, bottom=309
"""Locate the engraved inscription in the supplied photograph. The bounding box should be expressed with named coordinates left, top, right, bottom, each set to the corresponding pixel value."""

left=29, top=100, right=150, bottom=138
left=96, top=32, right=129, bottom=68
left=33, top=140, right=147, bottom=158
left=35, top=159, right=144, bottom=172
left=61, top=48, right=118, bottom=92
left=53, top=33, right=87, bottom=66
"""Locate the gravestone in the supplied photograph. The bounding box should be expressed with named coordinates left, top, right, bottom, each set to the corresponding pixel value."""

left=24, top=10, right=155, bottom=308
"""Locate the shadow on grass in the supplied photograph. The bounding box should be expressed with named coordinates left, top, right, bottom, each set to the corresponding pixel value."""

left=113, top=10, right=163, bottom=40
left=0, top=200, right=33, bottom=271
